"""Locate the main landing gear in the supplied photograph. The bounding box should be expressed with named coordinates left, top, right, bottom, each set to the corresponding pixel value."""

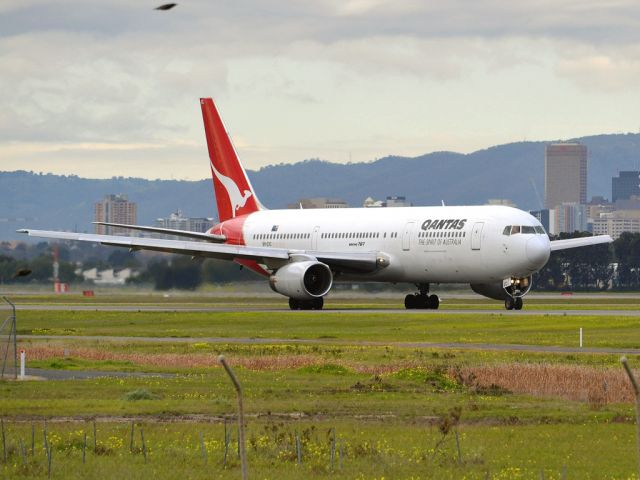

left=404, top=283, right=440, bottom=310
left=504, top=297, right=523, bottom=310
left=289, top=297, right=324, bottom=310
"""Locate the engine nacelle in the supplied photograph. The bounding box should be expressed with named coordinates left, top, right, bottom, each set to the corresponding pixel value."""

left=470, top=276, right=532, bottom=300
left=269, top=261, right=333, bottom=300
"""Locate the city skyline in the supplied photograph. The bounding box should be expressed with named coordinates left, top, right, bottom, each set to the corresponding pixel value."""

left=1, top=1, right=640, bottom=180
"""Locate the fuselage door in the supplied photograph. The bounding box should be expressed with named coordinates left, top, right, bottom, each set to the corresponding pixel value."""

left=312, top=226, right=320, bottom=250
left=402, top=221, right=416, bottom=251
left=471, top=222, right=484, bottom=250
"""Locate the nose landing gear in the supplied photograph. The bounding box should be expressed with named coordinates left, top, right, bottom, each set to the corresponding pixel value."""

left=404, top=283, right=440, bottom=310
left=504, top=297, right=523, bottom=310
left=503, top=277, right=530, bottom=310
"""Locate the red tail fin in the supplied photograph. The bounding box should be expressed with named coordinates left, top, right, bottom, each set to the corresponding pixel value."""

left=200, top=98, right=262, bottom=222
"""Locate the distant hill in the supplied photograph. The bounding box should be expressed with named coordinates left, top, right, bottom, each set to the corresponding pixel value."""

left=1, top=133, right=638, bottom=241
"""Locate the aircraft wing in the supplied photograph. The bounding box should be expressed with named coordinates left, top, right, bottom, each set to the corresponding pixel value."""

left=549, top=235, right=613, bottom=252
left=17, top=229, right=380, bottom=273
left=92, top=222, right=226, bottom=242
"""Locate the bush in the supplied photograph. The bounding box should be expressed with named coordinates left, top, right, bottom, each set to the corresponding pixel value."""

left=123, top=389, right=161, bottom=401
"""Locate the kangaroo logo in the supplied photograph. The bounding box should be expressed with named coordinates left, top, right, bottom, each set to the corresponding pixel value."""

left=210, top=160, right=253, bottom=218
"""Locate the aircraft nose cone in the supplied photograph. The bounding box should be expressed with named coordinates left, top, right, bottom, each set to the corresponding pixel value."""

left=526, top=236, right=550, bottom=268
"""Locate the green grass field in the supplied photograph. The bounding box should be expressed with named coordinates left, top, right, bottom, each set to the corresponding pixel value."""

left=2, top=293, right=640, bottom=478
left=9, top=291, right=640, bottom=310
left=15, top=308, right=640, bottom=348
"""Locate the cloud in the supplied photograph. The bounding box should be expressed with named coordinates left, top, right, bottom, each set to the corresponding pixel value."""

left=555, top=44, right=640, bottom=91
left=1, top=0, right=639, bottom=178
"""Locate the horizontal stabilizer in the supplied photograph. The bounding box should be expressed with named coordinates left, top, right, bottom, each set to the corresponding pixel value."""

left=550, top=235, right=612, bottom=252
left=92, top=222, right=226, bottom=242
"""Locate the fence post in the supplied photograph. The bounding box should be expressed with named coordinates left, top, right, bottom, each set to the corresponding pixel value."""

left=330, top=428, right=336, bottom=469
left=1, top=419, right=6, bottom=463
left=200, top=431, right=207, bottom=464
left=47, top=444, right=52, bottom=479
left=0, top=297, right=17, bottom=379
left=455, top=428, right=462, bottom=465
left=140, top=428, right=147, bottom=463
left=621, top=356, right=640, bottom=479
left=223, top=420, right=230, bottom=467
left=43, top=421, right=48, bottom=453
left=295, top=431, right=302, bottom=465
left=5, top=298, right=17, bottom=380
left=218, top=355, right=247, bottom=480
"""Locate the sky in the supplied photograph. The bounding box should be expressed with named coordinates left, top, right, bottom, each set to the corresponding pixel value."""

left=1, top=0, right=639, bottom=180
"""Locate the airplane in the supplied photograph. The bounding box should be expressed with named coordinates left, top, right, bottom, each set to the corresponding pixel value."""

left=19, top=98, right=613, bottom=311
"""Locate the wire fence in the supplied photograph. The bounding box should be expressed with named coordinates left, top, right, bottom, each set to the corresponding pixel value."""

left=0, top=297, right=17, bottom=380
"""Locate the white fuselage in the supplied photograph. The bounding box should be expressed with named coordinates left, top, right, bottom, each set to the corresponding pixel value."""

left=238, top=205, right=550, bottom=284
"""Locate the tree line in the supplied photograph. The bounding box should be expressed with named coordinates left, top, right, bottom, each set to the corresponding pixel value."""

left=536, top=232, right=640, bottom=291
left=1, top=232, right=638, bottom=291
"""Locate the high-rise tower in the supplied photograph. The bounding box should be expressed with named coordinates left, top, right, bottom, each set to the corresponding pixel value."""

left=544, top=143, right=587, bottom=208
left=94, top=194, right=137, bottom=235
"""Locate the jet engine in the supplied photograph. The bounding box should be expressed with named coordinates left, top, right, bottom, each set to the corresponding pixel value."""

left=470, top=276, right=532, bottom=300
left=269, top=261, right=333, bottom=300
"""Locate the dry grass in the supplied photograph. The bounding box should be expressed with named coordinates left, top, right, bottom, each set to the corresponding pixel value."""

left=24, top=345, right=322, bottom=371
left=454, top=363, right=636, bottom=404
left=22, top=345, right=639, bottom=404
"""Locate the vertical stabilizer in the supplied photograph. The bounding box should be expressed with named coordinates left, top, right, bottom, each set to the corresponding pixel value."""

left=200, top=98, right=263, bottom=222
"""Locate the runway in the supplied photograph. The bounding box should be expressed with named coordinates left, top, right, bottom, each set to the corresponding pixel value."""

left=14, top=304, right=640, bottom=316
left=18, top=334, right=640, bottom=355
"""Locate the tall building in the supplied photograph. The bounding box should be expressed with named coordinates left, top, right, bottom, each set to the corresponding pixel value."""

left=549, top=203, right=588, bottom=235
left=155, top=210, right=214, bottom=235
left=612, top=171, right=640, bottom=202
left=94, top=194, right=137, bottom=235
left=544, top=143, right=587, bottom=208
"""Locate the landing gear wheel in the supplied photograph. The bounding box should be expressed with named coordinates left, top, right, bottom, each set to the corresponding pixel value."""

left=514, top=297, right=523, bottom=310
left=311, top=297, right=324, bottom=310
left=428, top=294, right=440, bottom=310
left=418, top=295, right=429, bottom=309
left=289, top=297, right=324, bottom=310
left=404, top=294, right=417, bottom=309
left=504, top=297, right=515, bottom=310
left=289, top=298, right=302, bottom=310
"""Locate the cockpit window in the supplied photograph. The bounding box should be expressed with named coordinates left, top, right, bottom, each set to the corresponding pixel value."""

left=504, top=225, right=547, bottom=235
